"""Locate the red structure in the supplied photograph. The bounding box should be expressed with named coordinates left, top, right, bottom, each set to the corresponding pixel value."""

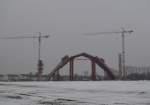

left=37, top=60, right=43, bottom=81
left=91, top=60, right=96, bottom=80
left=48, top=53, right=116, bottom=80
left=69, top=59, right=74, bottom=81
left=69, top=58, right=96, bottom=81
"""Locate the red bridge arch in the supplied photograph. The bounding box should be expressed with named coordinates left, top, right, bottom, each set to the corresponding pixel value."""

left=48, top=53, right=116, bottom=80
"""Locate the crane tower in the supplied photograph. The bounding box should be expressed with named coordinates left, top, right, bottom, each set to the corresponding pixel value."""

left=0, top=32, right=49, bottom=81
left=85, top=28, right=133, bottom=79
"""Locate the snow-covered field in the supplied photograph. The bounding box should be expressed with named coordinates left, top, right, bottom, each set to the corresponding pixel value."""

left=0, top=81, right=150, bottom=105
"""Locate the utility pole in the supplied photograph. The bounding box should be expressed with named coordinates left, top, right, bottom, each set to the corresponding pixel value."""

left=0, top=32, right=49, bottom=81
left=85, top=28, right=133, bottom=79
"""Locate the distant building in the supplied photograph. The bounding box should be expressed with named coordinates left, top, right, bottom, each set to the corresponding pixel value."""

left=126, top=66, right=150, bottom=75
left=7, top=74, right=19, bottom=81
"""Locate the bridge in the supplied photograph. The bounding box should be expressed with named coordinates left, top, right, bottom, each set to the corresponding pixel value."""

left=48, top=53, right=116, bottom=80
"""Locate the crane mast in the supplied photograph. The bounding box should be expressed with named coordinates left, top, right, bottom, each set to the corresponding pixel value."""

left=36, top=32, right=49, bottom=81
left=121, top=28, right=133, bottom=79
left=0, top=32, right=49, bottom=81
left=85, top=28, right=133, bottom=79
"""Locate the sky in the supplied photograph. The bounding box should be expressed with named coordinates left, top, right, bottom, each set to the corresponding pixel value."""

left=0, top=0, right=150, bottom=75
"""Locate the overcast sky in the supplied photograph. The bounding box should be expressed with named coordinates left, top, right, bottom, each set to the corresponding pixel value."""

left=0, top=0, right=150, bottom=74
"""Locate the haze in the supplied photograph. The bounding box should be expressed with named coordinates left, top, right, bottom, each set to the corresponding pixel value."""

left=0, top=0, right=150, bottom=74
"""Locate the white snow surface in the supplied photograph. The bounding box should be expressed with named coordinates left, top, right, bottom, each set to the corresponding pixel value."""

left=0, top=81, right=150, bottom=105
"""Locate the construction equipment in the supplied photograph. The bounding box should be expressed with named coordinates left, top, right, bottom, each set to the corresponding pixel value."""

left=0, top=32, right=49, bottom=81
left=85, top=28, right=133, bottom=79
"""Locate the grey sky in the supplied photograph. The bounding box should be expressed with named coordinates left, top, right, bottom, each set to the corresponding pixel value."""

left=0, top=0, right=150, bottom=74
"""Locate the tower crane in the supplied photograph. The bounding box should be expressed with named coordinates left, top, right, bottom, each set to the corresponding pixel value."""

left=85, top=28, right=133, bottom=79
left=0, top=32, right=49, bottom=81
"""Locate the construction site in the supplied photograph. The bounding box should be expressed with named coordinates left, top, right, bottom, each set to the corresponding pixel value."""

left=0, top=29, right=150, bottom=81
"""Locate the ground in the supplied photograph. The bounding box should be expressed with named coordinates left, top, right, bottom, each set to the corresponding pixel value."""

left=0, top=81, right=150, bottom=105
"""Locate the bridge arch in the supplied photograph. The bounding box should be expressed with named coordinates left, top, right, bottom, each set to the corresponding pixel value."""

left=48, top=53, right=115, bottom=80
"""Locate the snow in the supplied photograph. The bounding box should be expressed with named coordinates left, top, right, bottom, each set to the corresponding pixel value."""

left=0, top=81, right=150, bottom=105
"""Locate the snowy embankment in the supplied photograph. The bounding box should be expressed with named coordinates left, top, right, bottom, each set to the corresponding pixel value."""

left=0, top=81, right=150, bottom=105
